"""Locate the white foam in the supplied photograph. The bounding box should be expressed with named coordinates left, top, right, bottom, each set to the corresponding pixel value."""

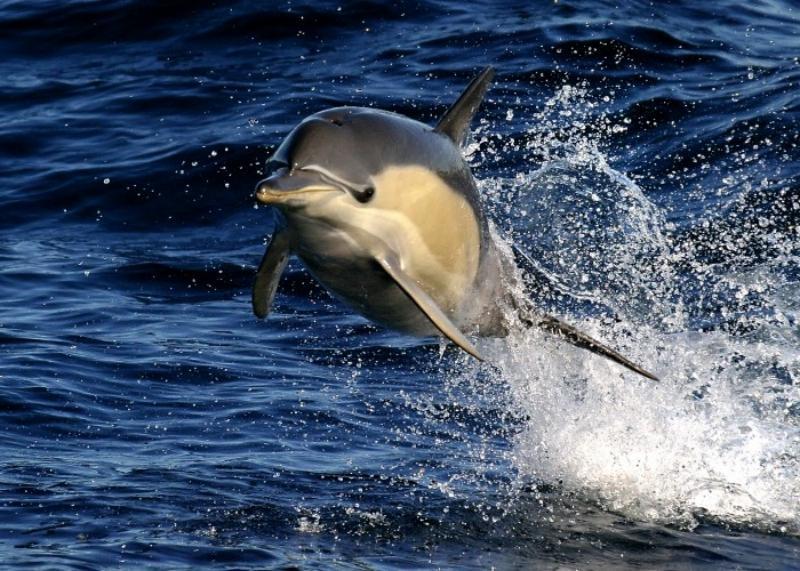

left=483, top=322, right=800, bottom=532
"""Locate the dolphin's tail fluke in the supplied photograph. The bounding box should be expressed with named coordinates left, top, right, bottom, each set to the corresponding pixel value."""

left=534, top=314, right=660, bottom=381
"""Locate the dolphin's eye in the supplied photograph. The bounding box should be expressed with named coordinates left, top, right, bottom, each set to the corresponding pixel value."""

left=354, top=186, right=375, bottom=204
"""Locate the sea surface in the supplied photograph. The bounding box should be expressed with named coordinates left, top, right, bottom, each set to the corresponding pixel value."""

left=1, top=0, right=799, bottom=568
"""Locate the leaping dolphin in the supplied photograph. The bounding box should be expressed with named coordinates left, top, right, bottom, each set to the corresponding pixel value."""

left=252, top=67, right=659, bottom=381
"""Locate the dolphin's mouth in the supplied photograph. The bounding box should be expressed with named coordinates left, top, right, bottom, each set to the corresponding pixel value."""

left=255, top=168, right=344, bottom=205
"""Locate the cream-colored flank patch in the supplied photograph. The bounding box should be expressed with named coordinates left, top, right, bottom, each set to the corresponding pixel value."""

left=365, top=165, right=481, bottom=309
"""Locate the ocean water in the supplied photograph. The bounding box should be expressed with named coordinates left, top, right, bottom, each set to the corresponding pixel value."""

left=1, top=0, right=799, bottom=568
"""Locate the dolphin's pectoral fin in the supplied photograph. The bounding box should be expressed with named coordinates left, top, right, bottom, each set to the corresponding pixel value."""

left=537, top=314, right=660, bottom=382
left=435, top=66, right=495, bottom=146
left=252, top=228, right=291, bottom=319
left=510, top=244, right=658, bottom=381
left=374, top=254, right=484, bottom=361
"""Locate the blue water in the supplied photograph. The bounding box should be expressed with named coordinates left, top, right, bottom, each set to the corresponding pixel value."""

left=2, top=0, right=799, bottom=568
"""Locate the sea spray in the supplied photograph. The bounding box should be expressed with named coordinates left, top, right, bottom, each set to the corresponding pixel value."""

left=458, top=84, right=800, bottom=533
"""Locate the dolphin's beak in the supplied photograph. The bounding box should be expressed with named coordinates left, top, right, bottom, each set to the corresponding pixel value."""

left=255, top=170, right=342, bottom=205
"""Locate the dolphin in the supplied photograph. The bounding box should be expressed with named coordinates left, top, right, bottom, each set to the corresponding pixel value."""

left=252, top=67, right=659, bottom=381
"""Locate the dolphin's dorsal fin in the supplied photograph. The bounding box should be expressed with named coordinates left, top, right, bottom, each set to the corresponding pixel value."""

left=434, top=66, right=495, bottom=146
left=374, top=252, right=484, bottom=361
left=252, top=227, right=291, bottom=319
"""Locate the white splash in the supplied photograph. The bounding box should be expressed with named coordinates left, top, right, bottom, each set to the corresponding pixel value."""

left=465, top=84, right=800, bottom=533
